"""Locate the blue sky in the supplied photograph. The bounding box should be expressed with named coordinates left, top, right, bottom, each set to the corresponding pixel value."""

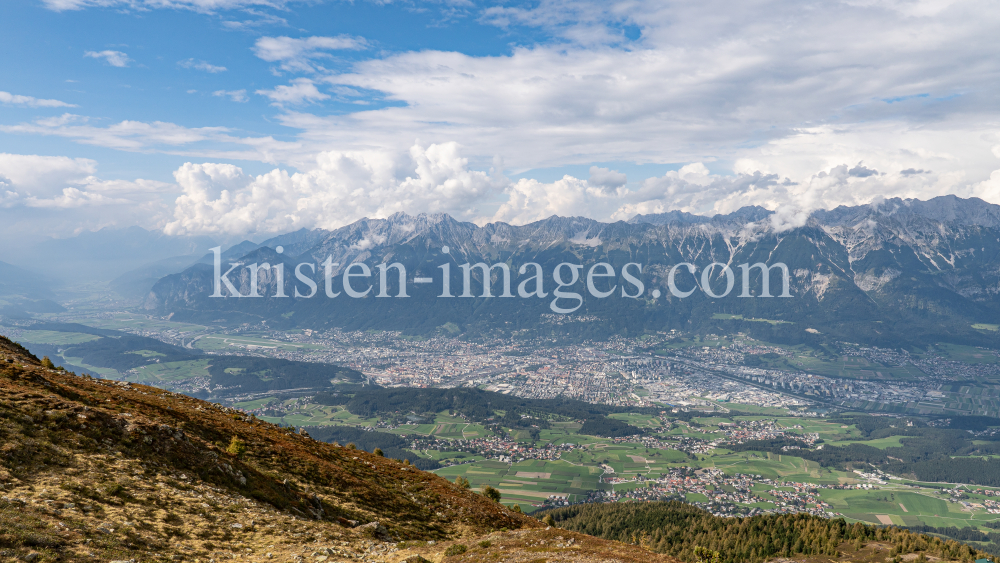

left=0, top=0, right=546, bottom=178
left=1, top=0, right=1000, bottom=240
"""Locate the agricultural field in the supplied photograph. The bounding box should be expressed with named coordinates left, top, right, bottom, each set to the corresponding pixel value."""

left=12, top=329, right=101, bottom=346
left=54, top=312, right=211, bottom=336
left=193, top=334, right=326, bottom=353
left=126, top=359, right=212, bottom=383
left=435, top=458, right=606, bottom=512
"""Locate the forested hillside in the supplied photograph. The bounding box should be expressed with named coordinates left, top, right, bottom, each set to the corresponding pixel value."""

left=727, top=415, right=1000, bottom=486
left=541, top=501, right=996, bottom=563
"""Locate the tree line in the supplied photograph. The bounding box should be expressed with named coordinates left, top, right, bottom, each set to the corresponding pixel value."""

left=304, top=425, right=440, bottom=470
left=538, top=501, right=996, bottom=563
left=728, top=415, right=1000, bottom=486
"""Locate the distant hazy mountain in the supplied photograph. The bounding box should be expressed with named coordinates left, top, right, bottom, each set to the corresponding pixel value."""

left=110, top=253, right=205, bottom=298
left=110, top=229, right=333, bottom=298
left=144, top=195, right=1000, bottom=346
left=0, top=260, right=52, bottom=299
left=0, top=260, right=63, bottom=317
left=0, top=226, right=219, bottom=286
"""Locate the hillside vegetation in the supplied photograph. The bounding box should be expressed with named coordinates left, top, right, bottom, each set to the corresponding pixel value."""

left=541, top=501, right=996, bottom=563
left=3, top=335, right=685, bottom=562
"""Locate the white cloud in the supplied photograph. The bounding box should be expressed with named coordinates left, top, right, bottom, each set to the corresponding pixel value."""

left=0, top=91, right=77, bottom=108
left=0, top=152, right=171, bottom=236
left=14, top=0, right=1000, bottom=237
left=221, top=9, right=289, bottom=30
left=253, top=35, right=368, bottom=73
left=0, top=153, right=97, bottom=197
left=213, top=89, right=248, bottom=102
left=2, top=116, right=227, bottom=150
left=491, top=160, right=967, bottom=230
left=164, top=142, right=503, bottom=236
left=0, top=115, right=304, bottom=164
left=179, top=58, right=227, bottom=73
left=256, top=78, right=329, bottom=105
left=84, top=50, right=131, bottom=67
left=44, top=0, right=304, bottom=12
left=587, top=166, right=627, bottom=189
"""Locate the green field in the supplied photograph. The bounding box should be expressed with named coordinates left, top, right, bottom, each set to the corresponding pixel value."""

left=711, top=313, right=792, bottom=325
left=194, top=334, right=324, bottom=353
left=128, top=359, right=212, bottom=383
left=936, top=343, right=998, bottom=364
left=434, top=458, right=606, bottom=511
left=14, top=329, right=101, bottom=345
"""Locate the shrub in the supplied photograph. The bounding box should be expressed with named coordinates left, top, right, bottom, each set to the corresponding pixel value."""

left=482, top=485, right=501, bottom=503
left=455, top=476, right=471, bottom=489
left=542, top=514, right=555, bottom=526
left=226, top=436, right=247, bottom=458
left=444, top=544, right=467, bottom=556
left=511, top=504, right=522, bottom=513
left=478, top=540, right=491, bottom=548
left=374, top=448, right=384, bottom=457
left=41, top=357, right=55, bottom=369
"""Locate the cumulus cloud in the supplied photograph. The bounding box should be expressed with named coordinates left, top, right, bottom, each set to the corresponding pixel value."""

left=587, top=166, right=627, bottom=189
left=0, top=153, right=97, bottom=197
left=16, top=0, right=1000, bottom=237
left=84, top=50, right=131, bottom=67
left=256, top=78, right=329, bottom=105
left=0, top=152, right=170, bottom=226
left=0, top=91, right=76, bottom=108
left=158, top=137, right=974, bottom=237
left=973, top=170, right=1000, bottom=204
left=848, top=163, right=880, bottom=177
left=179, top=59, right=227, bottom=73
left=490, top=158, right=980, bottom=231
left=253, top=35, right=368, bottom=73
left=213, top=89, right=248, bottom=102
left=164, top=142, right=504, bottom=236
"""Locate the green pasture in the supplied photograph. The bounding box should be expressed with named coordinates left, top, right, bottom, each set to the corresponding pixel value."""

left=129, top=359, right=211, bottom=383
left=233, top=397, right=275, bottom=410
left=608, top=413, right=663, bottom=427
left=79, top=314, right=209, bottom=334
left=711, top=313, right=791, bottom=325
left=434, top=458, right=605, bottom=510
left=58, top=354, right=120, bottom=378
left=258, top=404, right=381, bottom=427
left=194, top=334, right=324, bottom=353
left=787, top=353, right=925, bottom=380
left=720, top=402, right=791, bottom=416
left=936, top=343, right=998, bottom=364
left=13, top=329, right=101, bottom=345
left=819, top=486, right=1000, bottom=528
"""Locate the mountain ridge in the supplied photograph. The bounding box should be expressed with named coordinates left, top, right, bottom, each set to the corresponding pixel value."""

left=142, top=196, right=1000, bottom=346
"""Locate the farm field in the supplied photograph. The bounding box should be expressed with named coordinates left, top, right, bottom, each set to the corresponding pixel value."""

left=127, top=358, right=212, bottom=383
left=12, top=329, right=101, bottom=345
left=434, top=458, right=606, bottom=512
left=194, top=334, right=325, bottom=353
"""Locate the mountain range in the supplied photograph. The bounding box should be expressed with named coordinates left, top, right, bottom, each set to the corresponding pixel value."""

left=140, top=195, right=1000, bottom=347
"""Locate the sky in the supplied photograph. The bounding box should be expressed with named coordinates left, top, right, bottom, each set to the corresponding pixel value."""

left=1, top=0, right=1000, bottom=241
